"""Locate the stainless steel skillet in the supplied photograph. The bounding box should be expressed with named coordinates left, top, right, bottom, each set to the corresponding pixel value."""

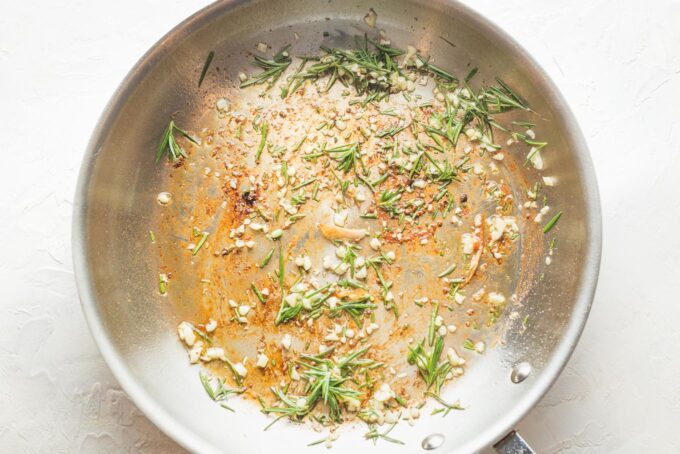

left=73, top=1, right=601, bottom=452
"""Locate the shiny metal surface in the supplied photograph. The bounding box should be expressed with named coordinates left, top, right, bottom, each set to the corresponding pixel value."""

left=72, top=0, right=602, bottom=452
left=422, top=433, right=446, bottom=450
left=494, top=431, right=535, bottom=454
left=510, top=362, right=532, bottom=384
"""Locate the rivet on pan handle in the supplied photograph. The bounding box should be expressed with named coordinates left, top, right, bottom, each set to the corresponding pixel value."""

left=493, top=431, right=535, bottom=454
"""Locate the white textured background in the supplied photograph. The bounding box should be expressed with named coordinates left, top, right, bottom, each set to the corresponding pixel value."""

left=1, top=0, right=679, bottom=452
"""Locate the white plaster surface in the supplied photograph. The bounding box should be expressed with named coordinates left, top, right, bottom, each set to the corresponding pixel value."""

left=1, top=0, right=679, bottom=452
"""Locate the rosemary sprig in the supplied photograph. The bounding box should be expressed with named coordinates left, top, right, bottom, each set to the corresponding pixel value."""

left=462, top=339, right=475, bottom=351
left=483, top=78, right=530, bottom=113
left=407, top=335, right=452, bottom=394
left=377, top=188, right=403, bottom=217
left=261, top=346, right=376, bottom=425
left=259, top=248, right=274, bottom=268
left=329, top=296, right=376, bottom=327
left=464, top=67, right=478, bottom=83
left=336, top=279, right=368, bottom=290
left=156, top=120, right=198, bottom=162
left=292, top=178, right=316, bottom=191
left=255, top=122, right=268, bottom=162
left=240, top=45, right=292, bottom=90
left=199, top=372, right=244, bottom=412
left=543, top=211, right=563, bottom=233
left=427, top=301, right=440, bottom=346
left=525, top=140, right=548, bottom=165
left=274, top=244, right=288, bottom=325
left=426, top=391, right=464, bottom=417
left=158, top=274, right=168, bottom=295
left=198, top=50, right=215, bottom=87
left=376, top=122, right=407, bottom=138
left=364, top=423, right=404, bottom=445
left=192, top=231, right=209, bottom=256
left=416, top=55, right=456, bottom=82
left=326, top=142, right=361, bottom=173
left=438, top=262, right=456, bottom=278
left=251, top=283, right=266, bottom=303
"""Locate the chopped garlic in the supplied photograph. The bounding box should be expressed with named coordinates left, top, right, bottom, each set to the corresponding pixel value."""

left=215, top=98, right=230, bottom=112
left=202, top=347, right=225, bottom=362
left=333, top=210, right=349, bottom=227
left=301, top=297, right=312, bottom=310
left=373, top=383, right=395, bottom=402
left=529, top=149, right=544, bottom=170
left=335, top=245, right=347, bottom=259
left=412, top=179, right=427, bottom=189
left=177, top=322, right=196, bottom=347
left=366, top=322, right=379, bottom=335
left=323, top=255, right=335, bottom=270
left=447, top=347, right=466, bottom=366
left=370, top=237, right=382, bottom=250
left=281, top=334, right=292, bottom=350
left=188, top=341, right=203, bottom=364
left=157, top=192, right=172, bottom=205
left=284, top=293, right=300, bottom=306
left=489, top=216, right=507, bottom=242
left=487, top=292, right=506, bottom=305
left=542, top=176, right=557, bottom=187
left=334, top=262, right=349, bottom=275
left=384, top=410, right=400, bottom=424
left=256, top=353, right=269, bottom=368
left=291, top=282, right=308, bottom=293
left=205, top=319, right=217, bottom=333
left=233, top=362, right=248, bottom=378
left=461, top=233, right=475, bottom=255
left=472, top=288, right=486, bottom=301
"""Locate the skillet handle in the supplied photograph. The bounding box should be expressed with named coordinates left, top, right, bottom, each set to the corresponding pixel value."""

left=493, top=431, right=535, bottom=454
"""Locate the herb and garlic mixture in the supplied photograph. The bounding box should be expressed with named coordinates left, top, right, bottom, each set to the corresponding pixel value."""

left=154, top=28, right=561, bottom=447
